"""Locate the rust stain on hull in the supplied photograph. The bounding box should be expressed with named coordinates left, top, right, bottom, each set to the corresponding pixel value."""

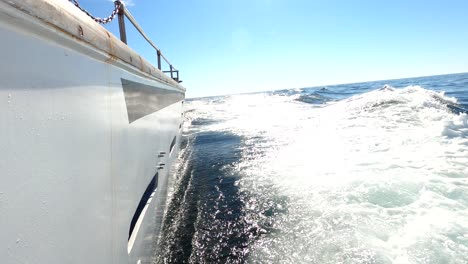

left=105, top=31, right=118, bottom=63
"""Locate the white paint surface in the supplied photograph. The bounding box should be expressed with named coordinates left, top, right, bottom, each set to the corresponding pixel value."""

left=0, top=1, right=184, bottom=263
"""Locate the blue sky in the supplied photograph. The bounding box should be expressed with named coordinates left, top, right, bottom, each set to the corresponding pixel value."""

left=81, top=0, right=468, bottom=98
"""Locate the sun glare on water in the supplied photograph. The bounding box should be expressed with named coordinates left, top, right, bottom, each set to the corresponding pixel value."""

left=184, top=85, right=468, bottom=263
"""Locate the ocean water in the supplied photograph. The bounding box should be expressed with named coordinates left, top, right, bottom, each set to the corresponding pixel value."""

left=155, top=73, right=468, bottom=264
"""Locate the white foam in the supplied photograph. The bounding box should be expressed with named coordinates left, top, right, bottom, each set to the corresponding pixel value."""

left=186, top=86, right=468, bottom=263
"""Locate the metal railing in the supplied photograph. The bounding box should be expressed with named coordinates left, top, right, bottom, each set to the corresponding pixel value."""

left=115, top=1, right=180, bottom=82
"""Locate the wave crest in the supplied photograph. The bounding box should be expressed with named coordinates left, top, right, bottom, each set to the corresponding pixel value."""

left=339, top=85, right=462, bottom=114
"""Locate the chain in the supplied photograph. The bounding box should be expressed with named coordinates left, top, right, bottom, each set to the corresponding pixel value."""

left=69, top=0, right=121, bottom=24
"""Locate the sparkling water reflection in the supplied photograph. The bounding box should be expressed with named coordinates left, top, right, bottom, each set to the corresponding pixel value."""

left=156, top=73, right=468, bottom=264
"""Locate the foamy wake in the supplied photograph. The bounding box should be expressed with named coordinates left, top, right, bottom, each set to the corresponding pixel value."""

left=185, top=86, right=468, bottom=263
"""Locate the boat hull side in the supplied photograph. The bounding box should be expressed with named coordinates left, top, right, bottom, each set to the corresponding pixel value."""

left=0, top=3, right=184, bottom=264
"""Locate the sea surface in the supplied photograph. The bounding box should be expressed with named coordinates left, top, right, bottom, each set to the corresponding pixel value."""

left=155, top=73, right=468, bottom=264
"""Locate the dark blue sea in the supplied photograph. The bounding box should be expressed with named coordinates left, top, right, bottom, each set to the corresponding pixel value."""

left=155, top=73, right=468, bottom=264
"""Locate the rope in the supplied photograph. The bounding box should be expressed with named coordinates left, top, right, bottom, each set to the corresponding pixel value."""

left=69, top=0, right=121, bottom=24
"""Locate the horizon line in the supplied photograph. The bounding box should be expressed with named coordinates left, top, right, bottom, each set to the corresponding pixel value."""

left=187, top=71, right=468, bottom=99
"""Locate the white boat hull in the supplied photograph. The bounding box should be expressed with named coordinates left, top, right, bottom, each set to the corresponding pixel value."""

left=0, top=1, right=184, bottom=263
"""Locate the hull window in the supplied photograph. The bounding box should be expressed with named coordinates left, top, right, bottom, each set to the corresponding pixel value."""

left=129, top=173, right=159, bottom=240
left=169, top=136, right=177, bottom=153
